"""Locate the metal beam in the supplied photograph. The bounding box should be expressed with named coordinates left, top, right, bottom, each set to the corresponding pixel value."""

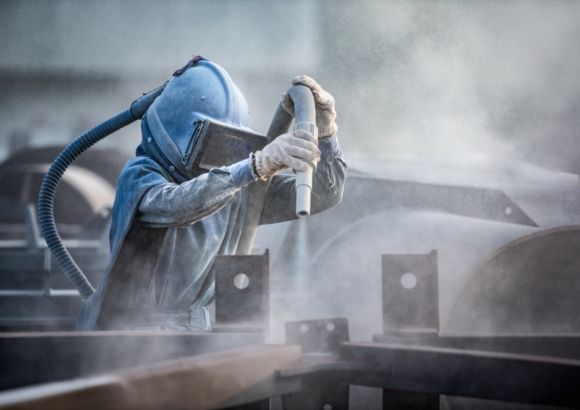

left=383, top=389, right=439, bottom=410
left=0, top=331, right=265, bottom=391
left=216, top=374, right=301, bottom=409
left=0, top=345, right=301, bottom=410
left=276, top=342, right=580, bottom=408
left=372, top=334, right=580, bottom=360
left=339, top=342, right=580, bottom=408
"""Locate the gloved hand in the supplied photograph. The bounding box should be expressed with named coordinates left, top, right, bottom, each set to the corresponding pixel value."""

left=281, top=75, right=338, bottom=138
left=254, top=130, right=321, bottom=178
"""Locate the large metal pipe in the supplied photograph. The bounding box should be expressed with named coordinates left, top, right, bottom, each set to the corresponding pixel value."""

left=285, top=85, right=318, bottom=218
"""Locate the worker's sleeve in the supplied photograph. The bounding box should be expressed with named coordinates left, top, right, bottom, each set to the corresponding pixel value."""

left=259, top=134, right=347, bottom=225
left=137, top=159, right=256, bottom=228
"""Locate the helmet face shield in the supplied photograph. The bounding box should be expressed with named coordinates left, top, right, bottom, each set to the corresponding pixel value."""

left=145, top=58, right=260, bottom=180
left=183, top=118, right=266, bottom=177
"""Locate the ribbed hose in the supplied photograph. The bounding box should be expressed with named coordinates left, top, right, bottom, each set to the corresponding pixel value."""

left=38, top=85, right=165, bottom=300
left=38, top=109, right=137, bottom=300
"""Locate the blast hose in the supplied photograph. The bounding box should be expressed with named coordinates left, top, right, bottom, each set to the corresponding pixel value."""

left=37, top=86, right=164, bottom=300
left=235, top=84, right=317, bottom=255
left=285, top=85, right=318, bottom=218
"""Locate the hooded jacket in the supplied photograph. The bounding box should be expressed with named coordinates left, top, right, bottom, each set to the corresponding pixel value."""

left=77, top=116, right=346, bottom=330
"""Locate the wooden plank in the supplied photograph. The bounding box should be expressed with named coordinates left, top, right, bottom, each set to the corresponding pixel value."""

left=0, top=345, right=301, bottom=410
left=0, top=331, right=266, bottom=390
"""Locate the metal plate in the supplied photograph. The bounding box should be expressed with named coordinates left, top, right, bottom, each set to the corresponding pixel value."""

left=285, top=317, right=349, bottom=354
left=382, top=250, right=439, bottom=334
left=214, top=250, right=269, bottom=325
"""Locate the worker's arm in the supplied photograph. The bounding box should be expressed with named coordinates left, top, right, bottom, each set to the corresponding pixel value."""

left=258, top=133, right=347, bottom=225
left=136, top=129, right=319, bottom=228
left=136, top=161, right=251, bottom=228
left=259, top=75, right=346, bottom=224
left=139, top=73, right=340, bottom=228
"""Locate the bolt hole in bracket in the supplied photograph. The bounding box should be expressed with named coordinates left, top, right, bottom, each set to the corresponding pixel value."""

left=233, top=273, right=250, bottom=290
left=400, top=272, right=417, bottom=289
left=382, top=250, right=439, bottom=336
left=285, top=318, right=349, bottom=355
left=213, top=250, right=269, bottom=334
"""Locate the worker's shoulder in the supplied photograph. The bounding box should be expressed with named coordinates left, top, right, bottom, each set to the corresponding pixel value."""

left=119, top=156, right=171, bottom=183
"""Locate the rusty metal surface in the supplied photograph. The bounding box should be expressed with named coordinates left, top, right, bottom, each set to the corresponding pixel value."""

left=0, top=345, right=301, bottom=410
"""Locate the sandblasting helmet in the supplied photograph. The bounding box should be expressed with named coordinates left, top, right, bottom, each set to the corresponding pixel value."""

left=144, top=58, right=264, bottom=180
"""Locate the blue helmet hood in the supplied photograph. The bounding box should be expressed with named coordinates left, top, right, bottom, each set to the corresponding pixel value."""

left=144, top=58, right=250, bottom=180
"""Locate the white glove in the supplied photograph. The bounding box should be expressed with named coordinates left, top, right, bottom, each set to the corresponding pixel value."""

left=254, top=130, right=320, bottom=178
left=281, top=75, right=338, bottom=138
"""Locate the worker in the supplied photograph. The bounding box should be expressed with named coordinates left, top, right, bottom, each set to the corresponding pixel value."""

left=77, top=57, right=346, bottom=331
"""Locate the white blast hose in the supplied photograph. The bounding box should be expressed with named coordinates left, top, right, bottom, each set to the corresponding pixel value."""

left=236, top=84, right=318, bottom=255
left=285, top=85, right=318, bottom=218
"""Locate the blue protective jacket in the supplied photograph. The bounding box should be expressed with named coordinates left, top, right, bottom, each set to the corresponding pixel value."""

left=77, top=118, right=346, bottom=331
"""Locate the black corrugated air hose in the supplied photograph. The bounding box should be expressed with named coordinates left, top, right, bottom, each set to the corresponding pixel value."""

left=38, top=86, right=165, bottom=300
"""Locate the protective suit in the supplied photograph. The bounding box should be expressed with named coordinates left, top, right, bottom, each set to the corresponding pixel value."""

left=77, top=58, right=346, bottom=331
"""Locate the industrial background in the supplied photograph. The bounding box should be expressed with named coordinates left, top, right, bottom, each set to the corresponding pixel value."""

left=2, top=0, right=580, bottom=171
left=2, top=1, right=580, bottom=409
